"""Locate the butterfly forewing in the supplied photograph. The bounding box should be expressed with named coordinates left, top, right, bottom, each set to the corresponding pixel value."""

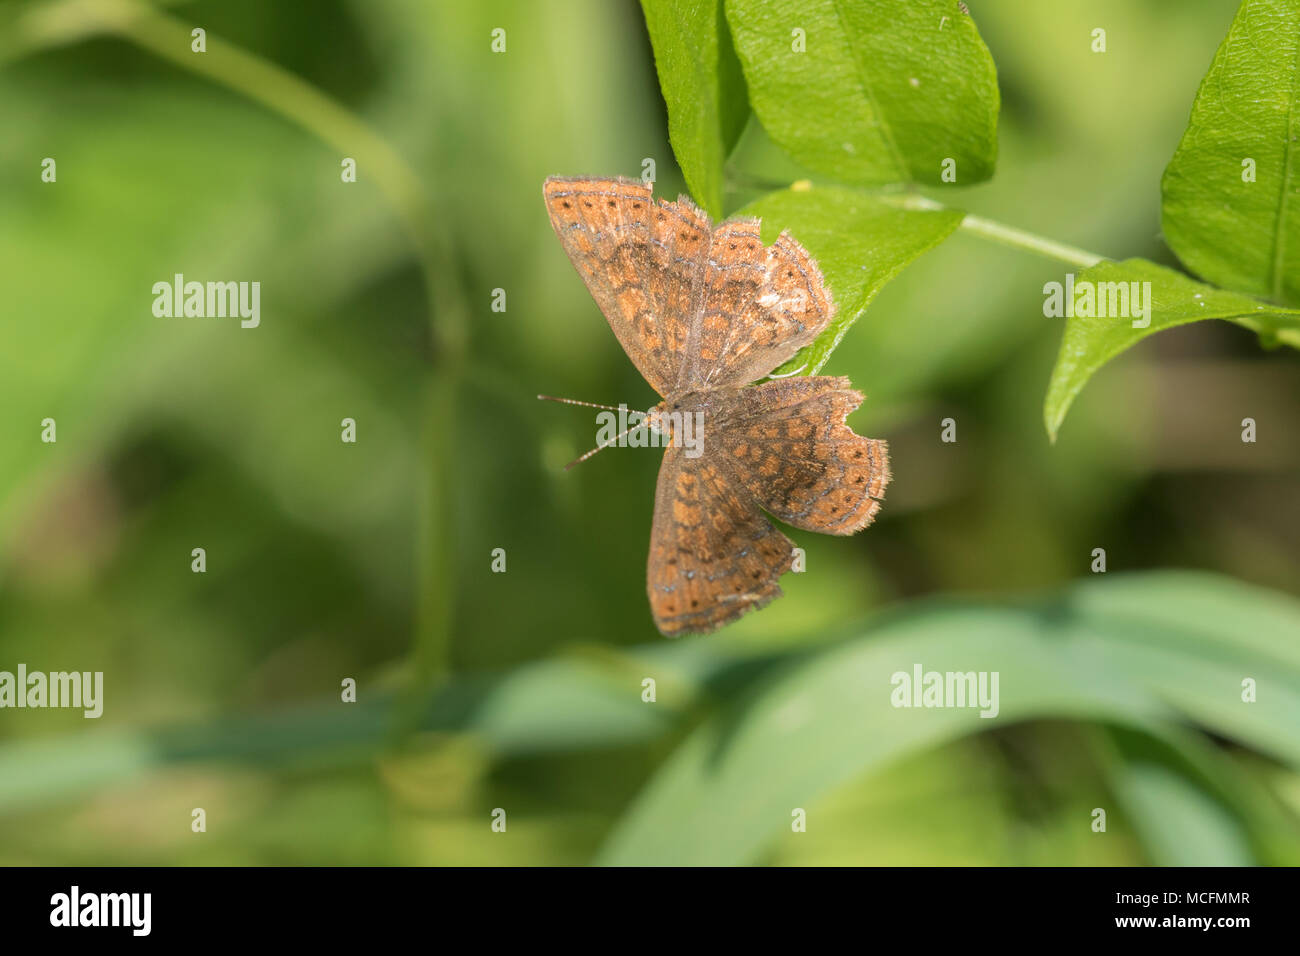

left=648, top=444, right=794, bottom=636
left=544, top=177, right=698, bottom=396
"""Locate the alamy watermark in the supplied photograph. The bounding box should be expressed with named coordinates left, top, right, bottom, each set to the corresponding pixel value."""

left=596, top=404, right=705, bottom=458
left=891, top=663, right=999, bottom=718
left=50, top=886, right=150, bottom=936
left=0, top=664, right=102, bottom=718
left=152, top=273, right=260, bottom=328
left=1043, top=273, right=1151, bottom=328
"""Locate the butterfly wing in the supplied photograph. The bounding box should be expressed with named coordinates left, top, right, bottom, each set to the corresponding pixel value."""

left=544, top=177, right=831, bottom=396
left=544, top=176, right=710, bottom=397
left=716, top=377, right=889, bottom=534
left=647, top=443, right=795, bottom=636
left=682, top=220, right=834, bottom=391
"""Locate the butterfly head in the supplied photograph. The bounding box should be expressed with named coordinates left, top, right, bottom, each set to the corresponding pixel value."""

left=645, top=398, right=707, bottom=460
left=643, top=402, right=670, bottom=440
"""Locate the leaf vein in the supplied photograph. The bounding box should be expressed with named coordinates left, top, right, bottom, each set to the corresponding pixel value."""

left=829, top=0, right=908, bottom=180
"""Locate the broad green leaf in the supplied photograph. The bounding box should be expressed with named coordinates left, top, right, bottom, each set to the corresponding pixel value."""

left=736, top=186, right=962, bottom=374
left=1098, top=728, right=1260, bottom=867
left=1112, top=762, right=1253, bottom=866
left=725, top=0, right=998, bottom=185
left=1101, top=724, right=1300, bottom=866
left=640, top=0, right=749, bottom=218
left=0, top=657, right=678, bottom=812
left=1161, top=0, right=1300, bottom=304
left=4, top=569, right=1297, bottom=867
left=597, top=571, right=1300, bottom=865
left=1044, top=258, right=1300, bottom=441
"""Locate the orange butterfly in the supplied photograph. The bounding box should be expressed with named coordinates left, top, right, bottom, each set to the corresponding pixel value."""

left=544, top=177, right=889, bottom=635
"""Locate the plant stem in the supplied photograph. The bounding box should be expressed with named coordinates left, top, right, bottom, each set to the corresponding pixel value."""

left=882, top=193, right=1107, bottom=269
left=960, top=213, right=1106, bottom=269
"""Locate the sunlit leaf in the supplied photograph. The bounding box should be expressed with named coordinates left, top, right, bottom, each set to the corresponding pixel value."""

left=1161, top=0, right=1300, bottom=304
left=725, top=0, right=998, bottom=185
left=640, top=0, right=749, bottom=218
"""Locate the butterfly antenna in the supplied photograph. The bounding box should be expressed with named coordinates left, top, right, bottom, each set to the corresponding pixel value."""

left=563, top=419, right=648, bottom=471
left=537, top=394, right=625, bottom=412
left=537, top=394, right=651, bottom=470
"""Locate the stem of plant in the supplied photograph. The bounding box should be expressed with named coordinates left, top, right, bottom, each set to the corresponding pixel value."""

left=882, top=193, right=1107, bottom=269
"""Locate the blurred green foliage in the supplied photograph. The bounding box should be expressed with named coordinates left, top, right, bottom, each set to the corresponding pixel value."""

left=0, top=0, right=1297, bottom=866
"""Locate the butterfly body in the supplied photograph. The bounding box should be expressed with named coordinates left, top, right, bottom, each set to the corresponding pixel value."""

left=544, top=176, right=890, bottom=636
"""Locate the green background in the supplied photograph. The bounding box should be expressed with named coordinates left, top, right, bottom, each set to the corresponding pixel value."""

left=0, top=0, right=1297, bottom=865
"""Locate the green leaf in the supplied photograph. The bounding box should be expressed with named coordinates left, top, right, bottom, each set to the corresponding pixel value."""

left=0, top=657, right=678, bottom=813
left=1043, top=258, right=1300, bottom=441
left=1099, top=729, right=1264, bottom=867
left=597, top=571, right=1300, bottom=865
left=640, top=0, right=749, bottom=218
left=1112, top=762, right=1253, bottom=866
left=725, top=0, right=998, bottom=185
left=736, top=186, right=962, bottom=374
left=5, top=570, right=1297, bottom=866
left=1161, top=0, right=1300, bottom=304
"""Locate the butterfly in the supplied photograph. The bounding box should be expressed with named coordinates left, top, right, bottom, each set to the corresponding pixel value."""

left=543, top=176, right=889, bottom=636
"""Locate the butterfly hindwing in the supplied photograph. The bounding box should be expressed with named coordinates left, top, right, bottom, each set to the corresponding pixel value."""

left=715, top=378, right=889, bottom=535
